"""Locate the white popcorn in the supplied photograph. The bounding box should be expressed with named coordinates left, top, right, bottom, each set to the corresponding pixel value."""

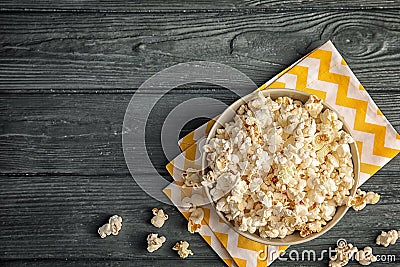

left=201, top=170, right=215, bottom=187
left=182, top=168, right=201, bottom=188
left=98, top=215, right=122, bottom=238
left=347, top=189, right=380, bottom=211
left=181, top=194, right=206, bottom=212
left=98, top=224, right=112, bottom=238
left=204, top=93, right=356, bottom=238
left=150, top=208, right=168, bottom=228
left=305, top=95, right=324, bottom=118
left=249, top=177, right=263, bottom=192
left=210, top=173, right=239, bottom=201
left=336, top=143, right=351, bottom=158
left=188, top=208, right=204, bottom=233
left=355, top=247, right=377, bottom=265
left=147, top=233, right=166, bottom=253
left=216, top=155, right=228, bottom=172
left=312, top=132, right=332, bottom=150
left=321, top=201, right=336, bottom=221
left=329, top=240, right=358, bottom=267
left=376, top=230, right=399, bottom=247
left=338, top=130, right=354, bottom=144
left=173, top=241, right=194, bottom=259
left=320, top=109, right=338, bottom=124
left=238, top=216, right=257, bottom=233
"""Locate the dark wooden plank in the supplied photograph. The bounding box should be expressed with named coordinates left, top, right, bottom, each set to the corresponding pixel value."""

left=0, top=90, right=238, bottom=175
left=1, top=5, right=399, bottom=267
left=1, top=92, right=399, bottom=175
left=2, top=259, right=224, bottom=267
left=0, top=11, right=399, bottom=92
left=0, top=0, right=399, bottom=12
left=0, top=174, right=221, bottom=262
left=0, top=172, right=398, bottom=265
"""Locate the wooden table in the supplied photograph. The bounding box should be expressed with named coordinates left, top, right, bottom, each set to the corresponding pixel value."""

left=1, top=1, right=399, bottom=266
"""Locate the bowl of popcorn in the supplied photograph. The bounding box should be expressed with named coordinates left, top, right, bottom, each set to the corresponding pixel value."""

left=201, top=89, right=359, bottom=245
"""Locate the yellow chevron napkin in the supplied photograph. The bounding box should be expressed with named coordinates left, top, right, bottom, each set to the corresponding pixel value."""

left=163, top=40, right=400, bottom=267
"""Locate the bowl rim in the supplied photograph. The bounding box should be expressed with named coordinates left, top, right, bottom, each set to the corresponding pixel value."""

left=201, top=88, right=360, bottom=246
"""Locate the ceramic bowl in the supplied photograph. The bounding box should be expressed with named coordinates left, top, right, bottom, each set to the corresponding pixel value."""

left=202, top=88, right=359, bottom=245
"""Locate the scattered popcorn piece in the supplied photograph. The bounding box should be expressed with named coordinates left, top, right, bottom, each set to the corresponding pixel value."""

left=150, top=208, right=168, bottom=228
left=147, top=233, right=166, bottom=252
left=347, top=189, right=380, bottom=211
left=355, top=246, right=377, bottom=266
left=98, top=223, right=112, bottom=238
left=187, top=208, right=204, bottom=234
left=205, top=93, right=357, bottom=238
left=98, top=215, right=122, bottom=238
left=376, top=230, right=399, bottom=247
left=173, top=241, right=194, bottom=259
left=187, top=220, right=202, bottom=234
left=190, top=208, right=205, bottom=225
left=329, top=240, right=358, bottom=267
left=109, top=215, right=123, bottom=235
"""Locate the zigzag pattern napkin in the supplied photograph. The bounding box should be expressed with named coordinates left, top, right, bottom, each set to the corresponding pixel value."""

left=163, top=40, right=400, bottom=267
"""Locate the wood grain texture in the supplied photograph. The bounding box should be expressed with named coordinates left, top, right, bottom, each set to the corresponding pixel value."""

left=0, top=11, right=399, bottom=92
left=0, top=174, right=220, bottom=261
left=0, top=0, right=399, bottom=12
left=1, top=93, right=399, bottom=265
left=0, top=172, right=399, bottom=266
left=1, top=2, right=400, bottom=266
left=1, top=92, right=399, bottom=175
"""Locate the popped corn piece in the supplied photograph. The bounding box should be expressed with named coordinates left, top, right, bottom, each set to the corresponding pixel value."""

left=98, top=215, right=122, bottom=238
left=187, top=220, right=202, bottom=234
left=109, top=215, right=122, bottom=235
left=215, top=155, right=228, bottom=172
left=147, top=233, right=166, bottom=252
left=296, top=220, right=326, bottom=238
left=173, top=241, right=194, bottom=259
left=304, top=95, right=324, bottom=118
left=336, top=144, right=351, bottom=157
left=216, top=128, right=228, bottom=139
left=347, top=189, right=380, bottom=211
left=355, top=247, right=377, bottom=265
left=312, top=132, right=332, bottom=150
left=150, top=208, right=168, bottom=228
left=181, top=194, right=206, bottom=212
left=376, top=230, right=399, bottom=247
left=189, top=207, right=204, bottom=224
left=237, top=104, right=248, bottom=115
left=242, top=116, right=264, bottom=145
left=320, top=109, right=338, bottom=124
left=182, top=168, right=201, bottom=188
left=329, top=241, right=358, bottom=267
left=365, top=192, right=381, bottom=204
left=316, top=145, right=330, bottom=162
left=338, top=130, right=354, bottom=144
left=188, top=208, right=204, bottom=234
left=201, top=170, right=215, bottom=187
left=210, top=173, right=239, bottom=201
left=98, top=223, right=111, bottom=238
left=321, top=201, right=336, bottom=221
